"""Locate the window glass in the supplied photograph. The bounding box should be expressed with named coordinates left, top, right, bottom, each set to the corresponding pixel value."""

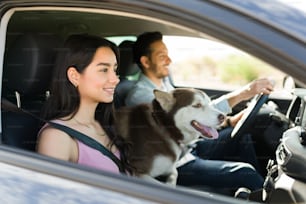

left=106, top=36, right=136, bottom=46
left=164, top=36, right=287, bottom=92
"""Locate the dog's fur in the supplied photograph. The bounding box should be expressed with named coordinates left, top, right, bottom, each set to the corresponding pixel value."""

left=114, top=88, right=225, bottom=185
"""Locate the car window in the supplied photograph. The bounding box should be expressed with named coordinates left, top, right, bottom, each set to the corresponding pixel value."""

left=164, top=36, right=287, bottom=92
left=107, top=35, right=291, bottom=99
left=107, top=36, right=137, bottom=46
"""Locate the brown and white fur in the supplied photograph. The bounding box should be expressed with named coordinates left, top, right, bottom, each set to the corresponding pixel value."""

left=114, top=88, right=225, bottom=185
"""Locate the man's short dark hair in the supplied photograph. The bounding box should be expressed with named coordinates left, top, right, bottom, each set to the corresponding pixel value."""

left=133, top=31, right=163, bottom=69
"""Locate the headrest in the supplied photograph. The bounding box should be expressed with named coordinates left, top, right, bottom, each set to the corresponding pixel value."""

left=118, top=40, right=140, bottom=78
left=3, top=33, right=59, bottom=96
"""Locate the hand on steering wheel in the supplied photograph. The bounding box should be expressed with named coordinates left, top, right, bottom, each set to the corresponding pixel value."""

left=231, top=94, right=269, bottom=138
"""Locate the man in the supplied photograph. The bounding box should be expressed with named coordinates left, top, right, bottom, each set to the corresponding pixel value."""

left=125, top=31, right=274, bottom=195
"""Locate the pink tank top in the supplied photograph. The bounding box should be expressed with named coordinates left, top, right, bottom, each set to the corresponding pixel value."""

left=77, top=140, right=121, bottom=173
left=38, top=120, right=121, bottom=174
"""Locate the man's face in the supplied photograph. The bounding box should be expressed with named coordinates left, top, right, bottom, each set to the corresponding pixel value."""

left=145, top=40, right=172, bottom=79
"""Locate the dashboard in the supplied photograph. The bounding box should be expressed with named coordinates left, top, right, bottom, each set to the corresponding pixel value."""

left=276, top=88, right=306, bottom=182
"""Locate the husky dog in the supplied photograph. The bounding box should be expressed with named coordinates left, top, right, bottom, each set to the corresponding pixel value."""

left=114, top=88, right=225, bottom=185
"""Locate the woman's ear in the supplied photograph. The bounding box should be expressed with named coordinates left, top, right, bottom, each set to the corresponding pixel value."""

left=67, top=67, right=80, bottom=87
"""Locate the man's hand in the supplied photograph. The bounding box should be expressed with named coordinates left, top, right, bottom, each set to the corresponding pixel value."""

left=229, top=110, right=245, bottom=127
left=222, top=110, right=244, bottom=128
left=243, top=78, right=274, bottom=100
left=226, top=78, right=275, bottom=108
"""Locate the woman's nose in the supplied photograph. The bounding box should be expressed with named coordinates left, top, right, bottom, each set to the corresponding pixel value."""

left=109, top=71, right=120, bottom=84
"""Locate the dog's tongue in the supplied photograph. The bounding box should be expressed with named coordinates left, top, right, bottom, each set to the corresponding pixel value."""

left=191, top=120, right=219, bottom=139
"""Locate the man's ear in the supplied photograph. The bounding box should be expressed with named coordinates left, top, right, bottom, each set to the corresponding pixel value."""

left=67, top=67, right=80, bottom=87
left=140, top=56, right=150, bottom=70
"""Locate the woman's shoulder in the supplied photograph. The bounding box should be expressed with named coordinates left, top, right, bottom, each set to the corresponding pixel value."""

left=37, top=119, right=77, bottom=161
left=38, top=119, right=72, bottom=141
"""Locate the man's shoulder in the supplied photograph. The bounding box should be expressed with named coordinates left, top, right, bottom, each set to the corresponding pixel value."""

left=126, top=82, right=153, bottom=99
left=129, top=76, right=155, bottom=94
left=125, top=80, right=155, bottom=107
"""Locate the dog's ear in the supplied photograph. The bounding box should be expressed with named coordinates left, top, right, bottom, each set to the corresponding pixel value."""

left=154, top=90, right=175, bottom=112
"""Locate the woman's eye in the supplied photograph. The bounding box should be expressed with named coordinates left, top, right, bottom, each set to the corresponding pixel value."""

left=192, top=103, right=202, bottom=108
left=100, top=68, right=108, bottom=72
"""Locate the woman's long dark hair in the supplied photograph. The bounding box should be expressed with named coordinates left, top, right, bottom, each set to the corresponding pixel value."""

left=41, top=34, right=132, bottom=174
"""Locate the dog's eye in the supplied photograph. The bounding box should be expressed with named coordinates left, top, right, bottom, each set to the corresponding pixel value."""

left=192, top=103, right=202, bottom=108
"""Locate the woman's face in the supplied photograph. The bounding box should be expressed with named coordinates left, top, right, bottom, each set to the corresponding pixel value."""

left=77, top=47, right=119, bottom=104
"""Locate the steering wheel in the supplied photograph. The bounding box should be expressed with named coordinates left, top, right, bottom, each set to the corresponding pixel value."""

left=231, top=94, right=269, bottom=138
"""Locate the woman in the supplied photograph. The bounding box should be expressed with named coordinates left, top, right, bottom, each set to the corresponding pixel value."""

left=37, top=34, right=131, bottom=174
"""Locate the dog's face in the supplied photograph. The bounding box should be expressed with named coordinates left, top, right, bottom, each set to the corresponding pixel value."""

left=154, top=88, right=225, bottom=144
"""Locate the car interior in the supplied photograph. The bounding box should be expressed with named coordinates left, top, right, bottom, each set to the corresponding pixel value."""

left=1, top=9, right=207, bottom=152
left=2, top=32, right=60, bottom=151
left=114, top=40, right=140, bottom=109
left=1, top=6, right=306, bottom=202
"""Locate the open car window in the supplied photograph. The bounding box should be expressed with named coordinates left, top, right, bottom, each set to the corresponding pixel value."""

left=108, top=35, right=292, bottom=99
left=163, top=36, right=288, bottom=94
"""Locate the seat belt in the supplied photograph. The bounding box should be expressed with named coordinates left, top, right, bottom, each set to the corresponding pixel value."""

left=1, top=98, right=126, bottom=173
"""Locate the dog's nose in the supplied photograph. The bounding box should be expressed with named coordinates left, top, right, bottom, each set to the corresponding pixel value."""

left=218, top=114, right=225, bottom=124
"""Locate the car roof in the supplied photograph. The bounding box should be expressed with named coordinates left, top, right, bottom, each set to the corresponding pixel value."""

left=214, top=0, right=306, bottom=43
left=3, top=0, right=306, bottom=39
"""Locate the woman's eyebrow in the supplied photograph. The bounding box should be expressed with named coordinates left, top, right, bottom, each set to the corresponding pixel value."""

left=97, top=62, right=111, bottom=66
left=96, top=62, right=118, bottom=67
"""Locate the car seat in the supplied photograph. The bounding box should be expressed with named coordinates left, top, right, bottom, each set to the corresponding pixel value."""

left=114, top=40, right=140, bottom=108
left=1, top=33, right=59, bottom=151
